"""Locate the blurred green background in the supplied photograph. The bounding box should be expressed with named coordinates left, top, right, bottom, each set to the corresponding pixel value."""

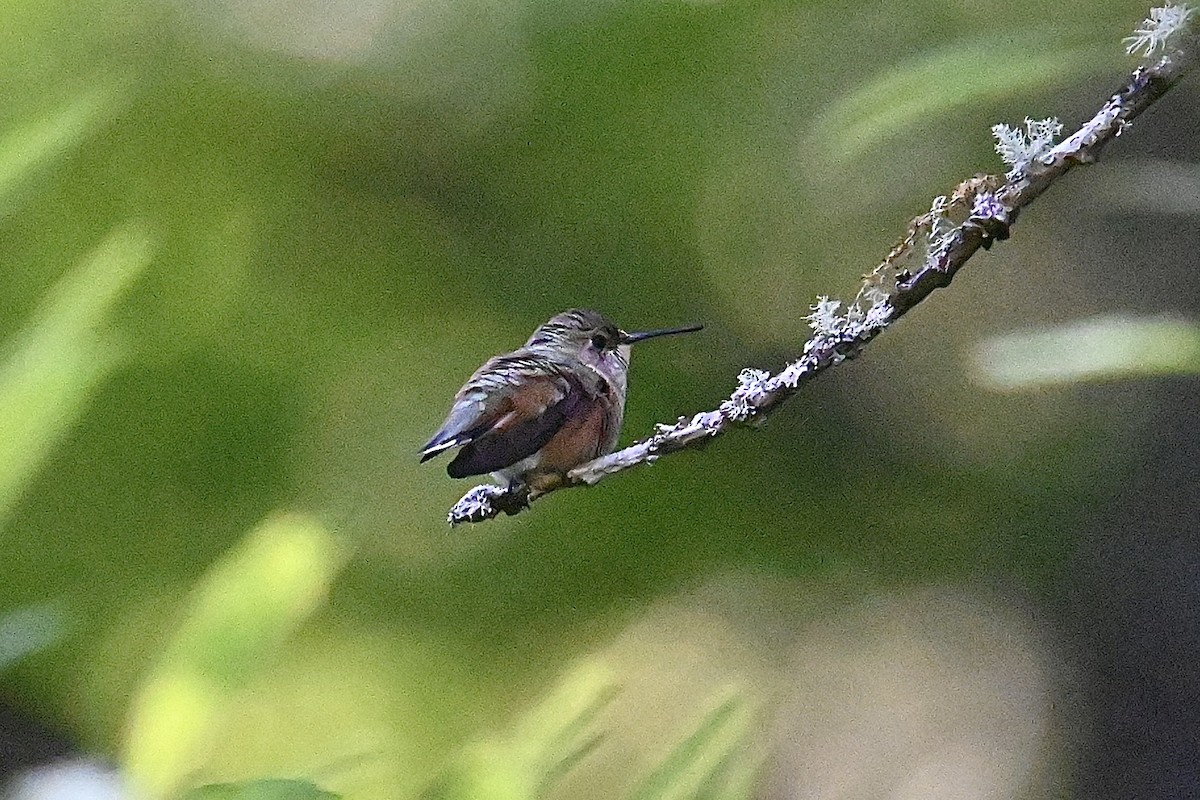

left=3, top=0, right=1199, bottom=798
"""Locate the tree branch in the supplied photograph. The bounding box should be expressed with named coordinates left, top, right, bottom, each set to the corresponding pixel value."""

left=448, top=4, right=1198, bottom=525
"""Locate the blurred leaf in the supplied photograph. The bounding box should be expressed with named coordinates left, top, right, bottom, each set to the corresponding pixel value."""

left=0, top=221, right=153, bottom=526
left=423, top=669, right=757, bottom=800
left=123, top=513, right=342, bottom=797
left=519, top=661, right=617, bottom=797
left=421, top=743, right=526, bottom=800
left=423, top=662, right=617, bottom=800
left=971, top=314, right=1200, bottom=390
left=627, top=690, right=756, bottom=800
left=808, top=37, right=1106, bottom=166
left=0, top=81, right=127, bottom=216
left=181, top=778, right=340, bottom=800
left=0, top=601, right=66, bottom=672
left=1081, top=157, right=1200, bottom=214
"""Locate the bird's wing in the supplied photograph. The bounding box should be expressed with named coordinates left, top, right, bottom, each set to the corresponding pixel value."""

left=420, top=357, right=590, bottom=477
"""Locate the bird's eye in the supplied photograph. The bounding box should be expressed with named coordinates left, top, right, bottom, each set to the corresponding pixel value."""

left=590, top=332, right=609, bottom=350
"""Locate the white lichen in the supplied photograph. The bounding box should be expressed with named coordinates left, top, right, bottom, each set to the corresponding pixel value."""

left=720, top=368, right=771, bottom=422
left=863, top=300, right=893, bottom=329
left=448, top=484, right=503, bottom=524
left=777, top=359, right=808, bottom=387
left=992, top=117, right=1063, bottom=174
left=654, top=417, right=687, bottom=435
left=920, top=194, right=958, bottom=269
left=805, top=296, right=845, bottom=336
left=696, top=410, right=725, bottom=434
left=970, top=191, right=1008, bottom=221
left=853, top=299, right=872, bottom=321
left=861, top=281, right=892, bottom=309
left=1124, top=3, right=1194, bottom=57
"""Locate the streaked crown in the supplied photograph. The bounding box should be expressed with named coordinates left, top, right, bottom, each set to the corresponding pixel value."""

left=524, top=308, right=621, bottom=350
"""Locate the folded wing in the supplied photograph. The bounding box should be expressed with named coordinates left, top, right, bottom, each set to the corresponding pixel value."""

left=420, top=358, right=588, bottom=478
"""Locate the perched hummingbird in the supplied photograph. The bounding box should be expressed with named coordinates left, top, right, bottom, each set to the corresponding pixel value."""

left=420, top=308, right=702, bottom=492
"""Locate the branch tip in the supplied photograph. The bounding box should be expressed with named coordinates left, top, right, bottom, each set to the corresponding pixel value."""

left=1125, top=3, right=1195, bottom=57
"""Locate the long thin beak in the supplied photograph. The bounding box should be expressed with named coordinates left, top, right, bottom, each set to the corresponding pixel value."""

left=619, top=323, right=704, bottom=344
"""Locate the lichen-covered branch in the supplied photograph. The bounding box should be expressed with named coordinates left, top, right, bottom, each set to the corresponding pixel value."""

left=448, top=4, right=1198, bottom=525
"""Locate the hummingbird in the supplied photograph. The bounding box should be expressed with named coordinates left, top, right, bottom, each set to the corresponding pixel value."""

left=420, top=308, right=702, bottom=493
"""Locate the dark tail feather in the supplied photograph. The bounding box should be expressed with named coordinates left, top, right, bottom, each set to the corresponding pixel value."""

left=419, top=431, right=459, bottom=462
